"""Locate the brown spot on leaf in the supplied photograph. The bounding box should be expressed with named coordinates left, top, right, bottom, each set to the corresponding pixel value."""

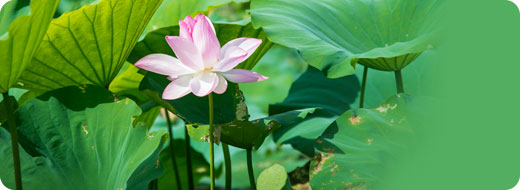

left=312, top=153, right=334, bottom=175
left=349, top=116, right=362, bottom=125
left=292, top=182, right=310, bottom=190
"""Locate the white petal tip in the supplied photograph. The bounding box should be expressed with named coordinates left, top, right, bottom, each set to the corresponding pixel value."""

left=258, top=76, right=268, bottom=81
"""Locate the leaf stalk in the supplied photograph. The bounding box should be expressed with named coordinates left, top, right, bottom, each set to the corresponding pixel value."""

left=165, top=111, right=181, bottom=190
left=2, top=92, right=22, bottom=190
left=208, top=93, right=215, bottom=190
left=247, top=148, right=256, bottom=190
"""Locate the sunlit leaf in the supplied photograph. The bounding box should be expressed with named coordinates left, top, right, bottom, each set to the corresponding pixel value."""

left=19, top=0, right=162, bottom=92
left=0, top=0, right=59, bottom=92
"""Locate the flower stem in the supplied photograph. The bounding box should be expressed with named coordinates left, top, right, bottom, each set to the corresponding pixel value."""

left=222, top=143, right=232, bottom=190
left=165, top=111, right=182, bottom=190
left=208, top=93, right=215, bottom=190
left=246, top=148, right=256, bottom=190
left=359, top=66, right=368, bottom=108
left=394, top=70, right=405, bottom=94
left=185, top=127, right=194, bottom=190
left=2, top=92, right=22, bottom=190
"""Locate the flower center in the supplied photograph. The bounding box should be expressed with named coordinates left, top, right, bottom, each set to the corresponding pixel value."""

left=203, top=67, right=213, bottom=72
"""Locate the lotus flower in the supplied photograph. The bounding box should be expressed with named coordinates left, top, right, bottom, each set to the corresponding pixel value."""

left=135, top=14, right=267, bottom=100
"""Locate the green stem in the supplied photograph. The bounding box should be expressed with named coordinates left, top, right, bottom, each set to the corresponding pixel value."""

left=394, top=70, right=405, bottom=94
left=165, top=112, right=181, bottom=190
left=222, top=143, right=232, bottom=190
left=3, top=92, right=22, bottom=190
left=208, top=93, right=215, bottom=190
left=185, top=127, right=194, bottom=190
left=359, top=66, right=368, bottom=108
left=246, top=149, right=256, bottom=190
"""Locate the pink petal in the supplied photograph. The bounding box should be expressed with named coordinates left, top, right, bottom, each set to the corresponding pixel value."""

left=219, top=38, right=262, bottom=61
left=165, top=36, right=204, bottom=71
left=213, top=73, right=228, bottom=94
left=179, top=21, right=193, bottom=41
left=162, top=76, right=192, bottom=100
left=213, top=46, right=248, bottom=72
left=190, top=72, right=218, bottom=97
left=221, top=69, right=268, bottom=83
left=179, top=16, right=197, bottom=41
left=135, top=54, right=195, bottom=77
left=192, top=14, right=220, bottom=68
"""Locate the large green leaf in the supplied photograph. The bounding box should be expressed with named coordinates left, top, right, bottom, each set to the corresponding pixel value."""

left=309, top=94, right=433, bottom=189
left=0, top=85, right=167, bottom=189
left=143, top=0, right=248, bottom=35
left=0, top=0, right=59, bottom=93
left=18, top=0, right=162, bottom=92
left=268, top=66, right=360, bottom=156
left=251, top=0, right=442, bottom=78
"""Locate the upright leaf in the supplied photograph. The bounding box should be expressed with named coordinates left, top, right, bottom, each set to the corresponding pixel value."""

left=0, top=0, right=59, bottom=92
left=251, top=0, right=442, bottom=78
left=19, top=0, right=163, bottom=92
left=0, top=85, right=167, bottom=189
